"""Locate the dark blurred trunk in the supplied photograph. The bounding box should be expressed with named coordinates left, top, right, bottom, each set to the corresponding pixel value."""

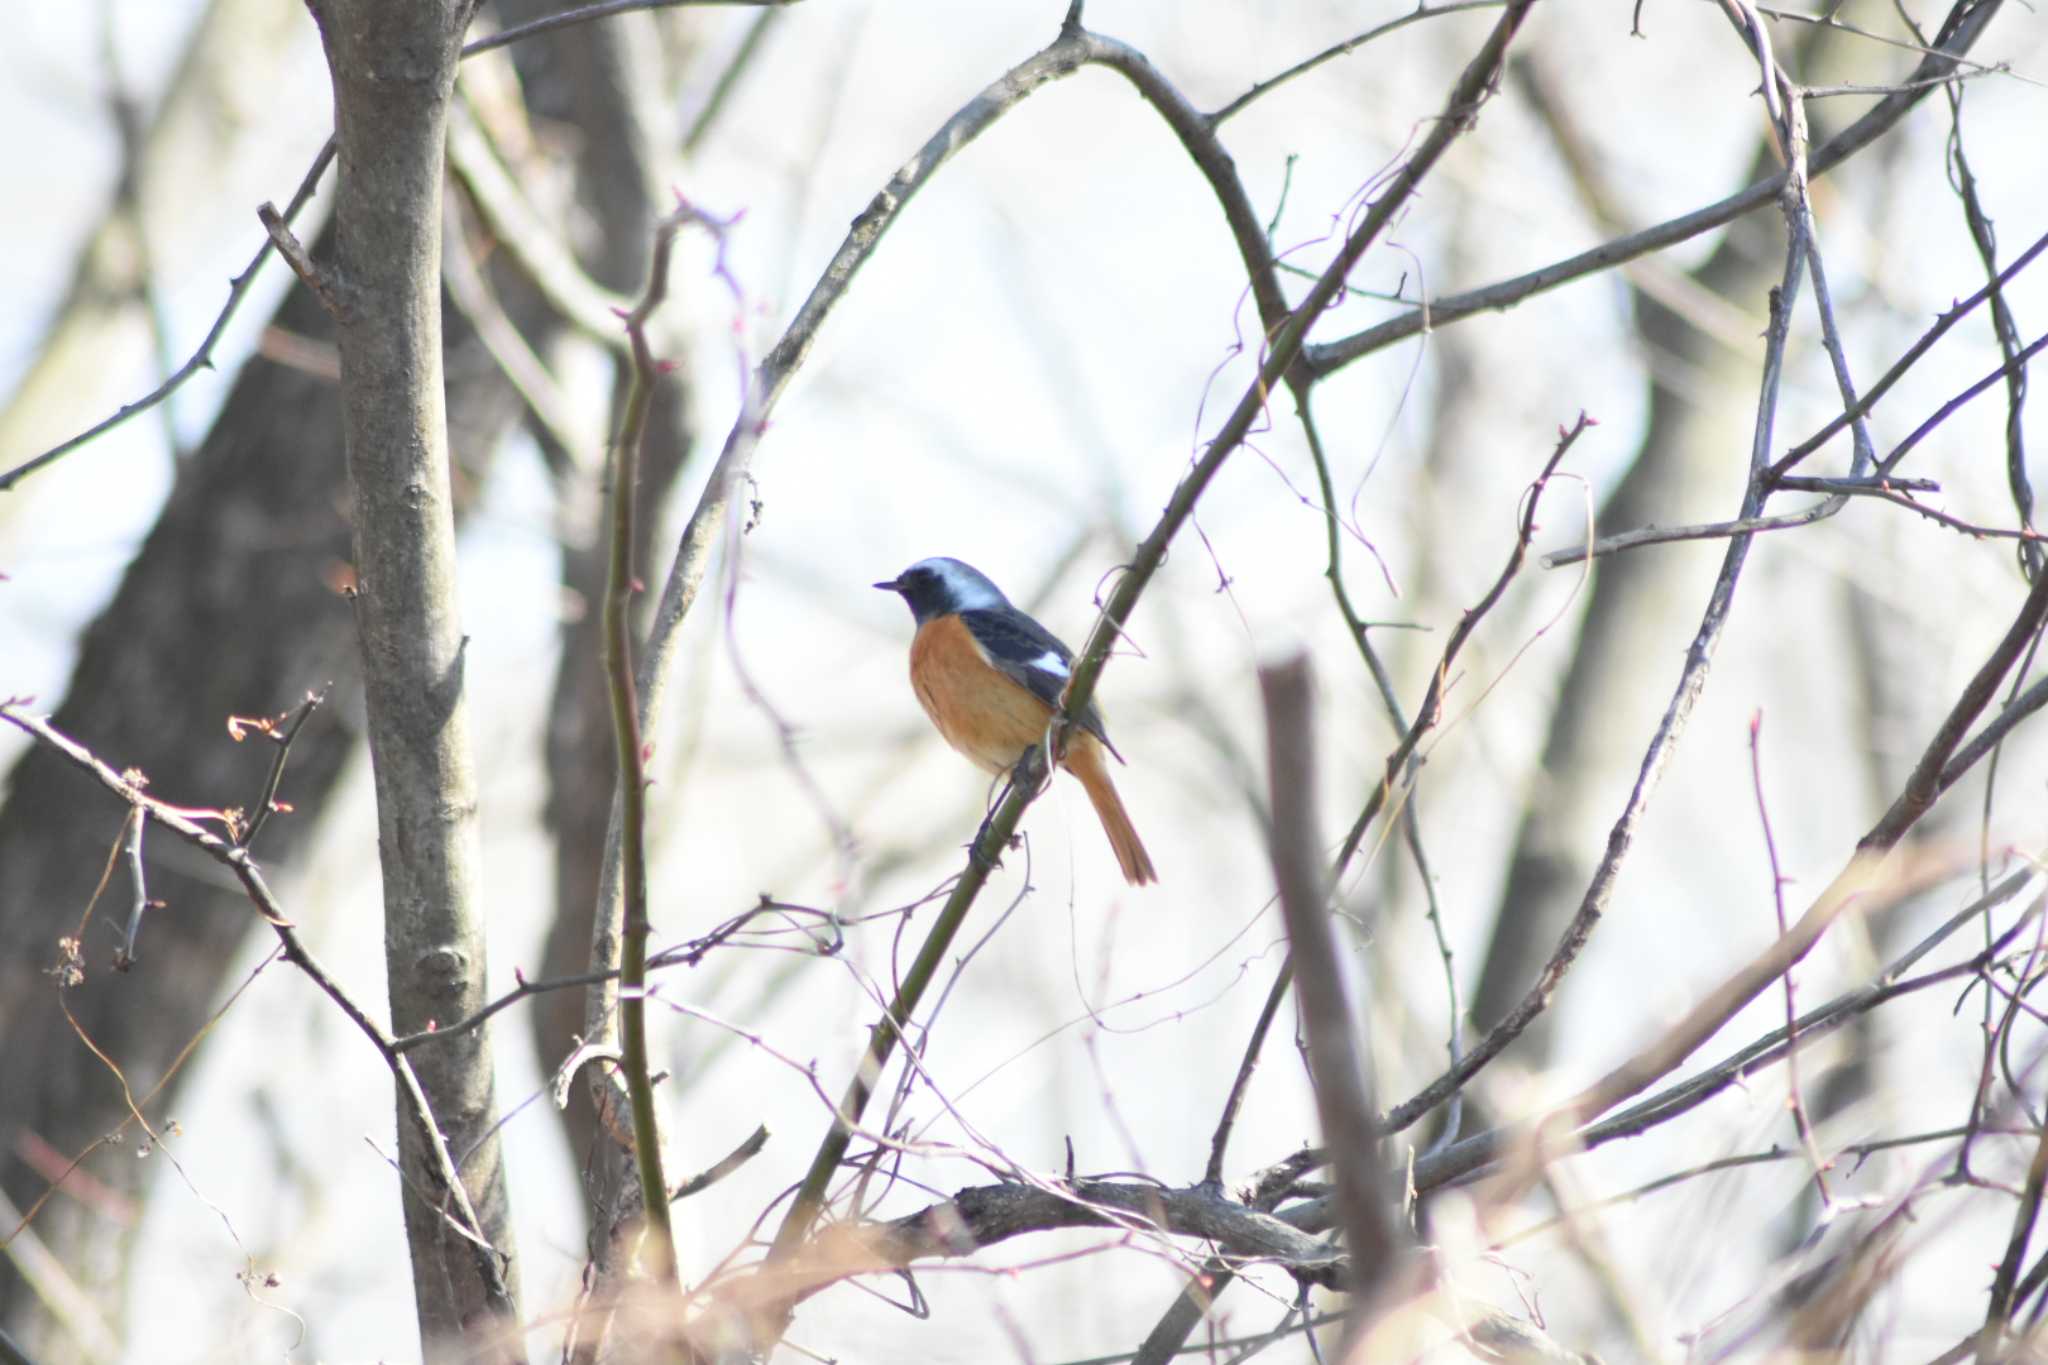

left=0, top=7, right=720, bottom=1346
left=1470, top=64, right=1785, bottom=1063
left=0, top=238, right=526, bottom=1356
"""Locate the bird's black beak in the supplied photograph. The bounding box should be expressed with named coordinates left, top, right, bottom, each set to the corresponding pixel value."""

left=873, top=578, right=902, bottom=593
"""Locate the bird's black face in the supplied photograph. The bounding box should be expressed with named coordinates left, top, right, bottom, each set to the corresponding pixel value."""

left=873, top=563, right=951, bottom=625
left=874, top=557, right=1008, bottom=625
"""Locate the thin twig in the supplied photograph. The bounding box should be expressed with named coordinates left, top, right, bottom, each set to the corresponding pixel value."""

left=457, top=0, right=801, bottom=60
left=1772, top=474, right=1939, bottom=494
left=0, top=138, right=336, bottom=491
left=673, top=1125, right=770, bottom=1201
left=1804, top=68, right=2010, bottom=98
left=1203, top=966, right=1295, bottom=1188
left=1541, top=500, right=1837, bottom=567
left=1978, top=990, right=2048, bottom=1354
left=0, top=705, right=515, bottom=1317
left=1383, top=149, right=1815, bottom=1137
left=393, top=899, right=800, bottom=1052
left=1549, top=478, right=2048, bottom=568
left=256, top=203, right=347, bottom=320
left=113, top=810, right=147, bottom=972
left=1944, top=85, right=2039, bottom=578
left=237, top=688, right=328, bottom=852
left=1770, top=223, right=2048, bottom=478
left=1939, top=673, right=2048, bottom=796
left=1753, top=1, right=2012, bottom=70
left=1749, top=712, right=1832, bottom=1209
left=1834, top=488, right=2048, bottom=543
left=1302, top=0, right=2008, bottom=379
left=683, top=7, right=785, bottom=152
left=1870, top=330, right=2048, bottom=482
left=1489, top=1125, right=2022, bottom=1252
left=1207, top=1, right=1507, bottom=125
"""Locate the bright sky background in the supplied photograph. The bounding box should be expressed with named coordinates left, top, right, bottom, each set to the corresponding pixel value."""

left=4, top=2, right=2048, bottom=1361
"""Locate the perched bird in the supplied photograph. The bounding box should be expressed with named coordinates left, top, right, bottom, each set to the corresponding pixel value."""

left=874, top=557, right=1157, bottom=886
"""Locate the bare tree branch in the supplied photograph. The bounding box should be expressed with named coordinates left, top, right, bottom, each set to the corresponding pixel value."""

left=301, top=0, right=520, bottom=1350
left=746, top=1178, right=1347, bottom=1316
left=0, top=139, right=335, bottom=491
left=1259, top=655, right=1402, bottom=1340
left=1382, top=129, right=1819, bottom=1136
left=0, top=706, right=514, bottom=1329
left=1303, top=0, right=2009, bottom=379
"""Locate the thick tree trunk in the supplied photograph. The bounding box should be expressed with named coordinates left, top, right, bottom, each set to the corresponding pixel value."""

left=305, top=0, right=518, bottom=1354
left=0, top=275, right=362, bottom=1360
left=0, top=228, right=530, bottom=1358
left=1, top=5, right=693, bottom=1352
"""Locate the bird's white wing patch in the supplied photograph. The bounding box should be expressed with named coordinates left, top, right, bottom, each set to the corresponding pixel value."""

left=1032, top=650, right=1069, bottom=677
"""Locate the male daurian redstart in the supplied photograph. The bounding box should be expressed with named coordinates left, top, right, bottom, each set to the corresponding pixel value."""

left=874, top=557, right=1157, bottom=886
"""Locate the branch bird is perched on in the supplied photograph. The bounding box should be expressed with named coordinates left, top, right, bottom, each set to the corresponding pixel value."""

left=874, top=557, right=1157, bottom=886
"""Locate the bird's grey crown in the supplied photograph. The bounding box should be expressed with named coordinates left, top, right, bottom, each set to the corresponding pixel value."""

left=905, top=557, right=1008, bottom=611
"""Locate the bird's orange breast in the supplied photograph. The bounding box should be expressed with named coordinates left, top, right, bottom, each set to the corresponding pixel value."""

left=903, top=610, right=1153, bottom=883
left=908, top=614, right=1060, bottom=775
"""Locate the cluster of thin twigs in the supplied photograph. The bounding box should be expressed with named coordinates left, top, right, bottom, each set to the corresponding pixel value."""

left=6, top=0, right=2047, bottom=1361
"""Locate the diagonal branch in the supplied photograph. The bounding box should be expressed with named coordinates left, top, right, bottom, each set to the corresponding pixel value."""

left=1382, top=122, right=1818, bottom=1138
left=0, top=139, right=335, bottom=492
left=749, top=4, right=1537, bottom=1353
left=1052, top=0, right=1538, bottom=776
left=0, top=0, right=792, bottom=494
left=1302, top=0, right=2007, bottom=379
left=0, top=705, right=514, bottom=1321
left=1520, top=564, right=2048, bottom=1166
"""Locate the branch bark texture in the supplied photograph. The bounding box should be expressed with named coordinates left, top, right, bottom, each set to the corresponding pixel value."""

left=305, top=0, right=518, bottom=1352
left=1259, top=656, right=1401, bottom=1330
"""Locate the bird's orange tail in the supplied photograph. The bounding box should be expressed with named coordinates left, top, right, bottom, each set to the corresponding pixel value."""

left=1067, top=741, right=1157, bottom=887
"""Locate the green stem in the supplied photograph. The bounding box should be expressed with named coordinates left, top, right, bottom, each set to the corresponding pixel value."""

left=605, top=210, right=690, bottom=1283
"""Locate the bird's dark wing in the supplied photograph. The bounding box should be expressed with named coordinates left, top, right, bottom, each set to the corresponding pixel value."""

left=958, top=607, right=1122, bottom=761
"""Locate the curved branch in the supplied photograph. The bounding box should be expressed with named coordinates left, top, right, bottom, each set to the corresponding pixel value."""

left=744, top=5, right=1536, bottom=1352
left=1052, top=0, right=1537, bottom=774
